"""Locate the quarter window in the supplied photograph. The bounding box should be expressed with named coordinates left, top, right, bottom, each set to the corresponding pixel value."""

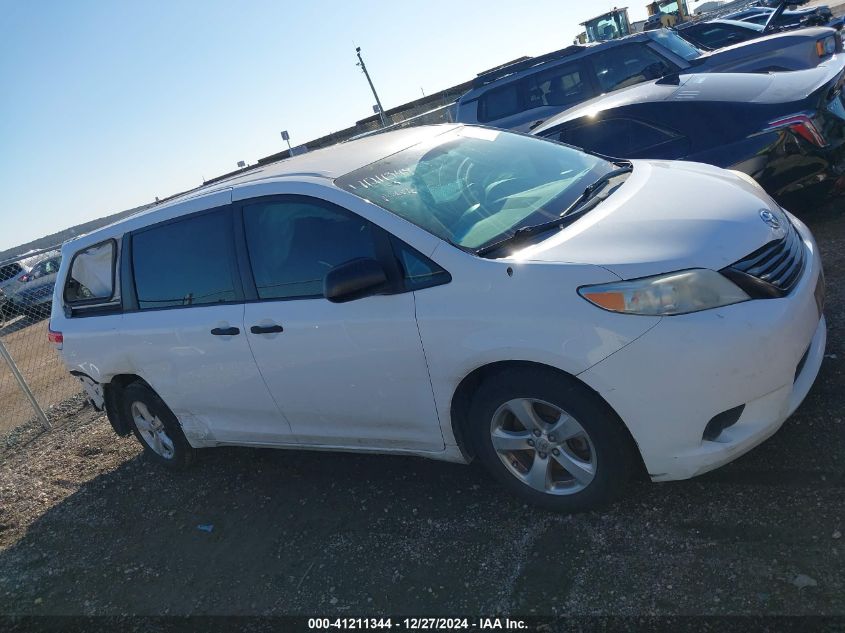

left=392, top=239, right=450, bottom=291
left=131, top=210, right=238, bottom=309
left=65, top=241, right=115, bottom=304
left=243, top=199, right=379, bottom=301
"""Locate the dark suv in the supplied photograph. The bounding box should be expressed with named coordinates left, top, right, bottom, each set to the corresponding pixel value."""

left=455, top=27, right=841, bottom=132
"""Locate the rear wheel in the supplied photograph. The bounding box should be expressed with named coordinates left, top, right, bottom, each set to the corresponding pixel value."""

left=121, top=382, right=195, bottom=469
left=468, top=369, right=636, bottom=512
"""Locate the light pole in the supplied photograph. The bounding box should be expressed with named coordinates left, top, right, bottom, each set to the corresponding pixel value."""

left=356, top=46, right=387, bottom=127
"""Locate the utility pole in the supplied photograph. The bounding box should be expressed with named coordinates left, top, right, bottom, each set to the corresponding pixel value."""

left=356, top=46, right=387, bottom=127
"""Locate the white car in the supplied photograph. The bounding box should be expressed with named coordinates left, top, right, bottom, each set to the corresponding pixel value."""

left=49, top=125, right=826, bottom=511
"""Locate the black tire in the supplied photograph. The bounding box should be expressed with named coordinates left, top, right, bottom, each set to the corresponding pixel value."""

left=468, top=368, right=637, bottom=512
left=121, top=382, right=195, bottom=469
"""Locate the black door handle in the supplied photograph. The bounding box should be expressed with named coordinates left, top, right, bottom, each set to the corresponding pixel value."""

left=250, top=324, right=284, bottom=334
left=211, top=327, right=240, bottom=336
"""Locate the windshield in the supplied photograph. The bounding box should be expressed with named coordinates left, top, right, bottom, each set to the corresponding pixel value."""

left=647, top=29, right=702, bottom=61
left=336, top=127, right=614, bottom=251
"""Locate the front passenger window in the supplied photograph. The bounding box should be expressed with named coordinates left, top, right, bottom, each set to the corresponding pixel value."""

left=243, top=199, right=380, bottom=300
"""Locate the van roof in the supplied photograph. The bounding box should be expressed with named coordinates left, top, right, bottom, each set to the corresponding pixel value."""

left=208, top=123, right=460, bottom=186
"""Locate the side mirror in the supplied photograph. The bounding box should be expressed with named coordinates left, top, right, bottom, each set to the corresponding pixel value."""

left=324, top=258, right=388, bottom=303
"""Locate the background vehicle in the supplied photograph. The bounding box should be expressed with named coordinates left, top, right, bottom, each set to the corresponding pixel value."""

left=581, top=8, right=634, bottom=43
left=533, top=58, right=845, bottom=209
left=726, top=4, right=833, bottom=28
left=0, top=260, right=32, bottom=319
left=583, top=2, right=691, bottom=40
left=646, top=0, right=692, bottom=28
left=13, top=254, right=61, bottom=317
left=0, top=288, right=9, bottom=327
left=51, top=125, right=825, bottom=512
left=676, top=19, right=766, bottom=50
left=455, top=27, right=841, bottom=131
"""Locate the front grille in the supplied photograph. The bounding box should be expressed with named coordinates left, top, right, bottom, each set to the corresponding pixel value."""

left=723, top=222, right=806, bottom=298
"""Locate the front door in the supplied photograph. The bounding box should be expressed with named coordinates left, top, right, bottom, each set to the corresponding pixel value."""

left=239, top=196, right=445, bottom=452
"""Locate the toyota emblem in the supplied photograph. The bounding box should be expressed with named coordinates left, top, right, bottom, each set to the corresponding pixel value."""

left=759, top=209, right=781, bottom=229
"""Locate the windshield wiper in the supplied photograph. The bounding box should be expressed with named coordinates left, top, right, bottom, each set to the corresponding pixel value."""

left=475, top=163, right=633, bottom=257
left=560, top=163, right=633, bottom=219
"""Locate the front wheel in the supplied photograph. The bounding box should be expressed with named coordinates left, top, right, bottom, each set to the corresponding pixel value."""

left=468, top=369, right=637, bottom=512
left=121, top=382, right=195, bottom=469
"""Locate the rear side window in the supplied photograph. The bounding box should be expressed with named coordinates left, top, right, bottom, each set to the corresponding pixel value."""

left=131, top=210, right=238, bottom=310
left=478, top=83, right=521, bottom=122
left=525, top=63, right=591, bottom=108
left=0, top=263, right=23, bottom=283
left=590, top=44, right=677, bottom=93
left=65, top=241, right=116, bottom=304
left=684, top=24, right=754, bottom=49
left=30, top=257, right=61, bottom=279
left=559, top=118, right=685, bottom=158
left=478, top=62, right=593, bottom=123
left=243, top=199, right=379, bottom=301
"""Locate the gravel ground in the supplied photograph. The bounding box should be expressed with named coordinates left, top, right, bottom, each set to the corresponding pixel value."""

left=0, top=204, right=843, bottom=619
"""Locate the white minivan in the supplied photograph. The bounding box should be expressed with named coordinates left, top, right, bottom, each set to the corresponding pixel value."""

left=50, top=125, right=825, bottom=511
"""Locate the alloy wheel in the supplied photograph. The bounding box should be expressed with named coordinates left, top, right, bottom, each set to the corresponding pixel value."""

left=131, top=401, right=175, bottom=459
left=490, top=398, right=597, bottom=495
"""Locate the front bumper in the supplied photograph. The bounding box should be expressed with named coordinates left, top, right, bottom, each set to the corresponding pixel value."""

left=578, top=219, right=825, bottom=481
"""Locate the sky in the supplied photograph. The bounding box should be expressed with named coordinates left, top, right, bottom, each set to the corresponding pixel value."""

left=0, top=0, right=654, bottom=251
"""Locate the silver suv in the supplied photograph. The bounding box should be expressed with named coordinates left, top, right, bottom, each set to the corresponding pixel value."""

left=0, top=261, right=31, bottom=318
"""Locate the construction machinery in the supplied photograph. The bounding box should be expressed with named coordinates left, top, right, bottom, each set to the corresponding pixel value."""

left=645, top=0, right=692, bottom=28
left=580, top=8, right=633, bottom=43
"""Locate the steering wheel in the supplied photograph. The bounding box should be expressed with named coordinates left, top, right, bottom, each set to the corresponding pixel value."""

left=455, top=157, right=483, bottom=209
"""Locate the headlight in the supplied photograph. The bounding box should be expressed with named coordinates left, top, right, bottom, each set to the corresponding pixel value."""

left=578, top=269, right=750, bottom=316
left=816, top=35, right=836, bottom=57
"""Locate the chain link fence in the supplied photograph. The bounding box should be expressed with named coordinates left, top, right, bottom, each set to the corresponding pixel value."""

left=0, top=247, right=84, bottom=446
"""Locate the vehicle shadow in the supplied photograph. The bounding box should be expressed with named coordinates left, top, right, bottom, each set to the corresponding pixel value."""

left=1, top=378, right=843, bottom=618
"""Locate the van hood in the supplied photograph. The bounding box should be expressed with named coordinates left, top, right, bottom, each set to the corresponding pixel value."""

left=510, top=160, right=787, bottom=280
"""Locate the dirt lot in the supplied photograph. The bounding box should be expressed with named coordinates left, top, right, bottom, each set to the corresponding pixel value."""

left=0, top=204, right=843, bottom=620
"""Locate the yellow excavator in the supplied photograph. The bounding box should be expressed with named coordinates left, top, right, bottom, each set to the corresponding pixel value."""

left=575, top=2, right=692, bottom=44
left=644, top=0, right=692, bottom=30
